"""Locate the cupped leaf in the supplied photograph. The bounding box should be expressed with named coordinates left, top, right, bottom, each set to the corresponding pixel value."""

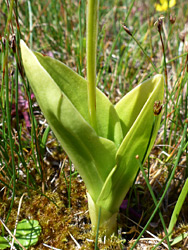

left=34, top=51, right=123, bottom=147
left=97, top=75, right=164, bottom=212
left=20, top=41, right=117, bottom=201
left=0, top=220, right=41, bottom=250
left=115, top=74, right=164, bottom=137
left=14, top=219, right=41, bottom=249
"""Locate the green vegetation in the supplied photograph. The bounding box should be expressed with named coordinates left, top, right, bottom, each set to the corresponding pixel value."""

left=0, top=0, right=188, bottom=249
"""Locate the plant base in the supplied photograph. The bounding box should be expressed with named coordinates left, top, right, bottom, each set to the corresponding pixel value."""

left=87, top=192, right=117, bottom=237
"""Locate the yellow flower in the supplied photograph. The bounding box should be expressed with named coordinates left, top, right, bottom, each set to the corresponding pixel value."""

left=155, top=0, right=176, bottom=11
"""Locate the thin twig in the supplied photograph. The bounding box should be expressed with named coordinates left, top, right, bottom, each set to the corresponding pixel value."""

left=68, top=232, right=81, bottom=249
left=11, top=193, right=27, bottom=250
left=43, top=243, right=62, bottom=250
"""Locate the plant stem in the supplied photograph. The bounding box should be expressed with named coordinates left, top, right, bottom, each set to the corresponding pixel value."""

left=86, top=0, right=99, bottom=131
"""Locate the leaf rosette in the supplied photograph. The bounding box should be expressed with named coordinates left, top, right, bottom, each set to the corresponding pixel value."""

left=20, top=40, right=164, bottom=235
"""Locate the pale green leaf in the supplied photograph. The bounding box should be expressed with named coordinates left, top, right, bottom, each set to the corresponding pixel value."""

left=97, top=75, right=164, bottom=211
left=34, top=51, right=123, bottom=147
left=115, top=75, right=164, bottom=137
left=20, top=40, right=117, bottom=201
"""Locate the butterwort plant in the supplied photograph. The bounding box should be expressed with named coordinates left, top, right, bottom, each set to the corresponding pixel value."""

left=20, top=0, right=164, bottom=236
